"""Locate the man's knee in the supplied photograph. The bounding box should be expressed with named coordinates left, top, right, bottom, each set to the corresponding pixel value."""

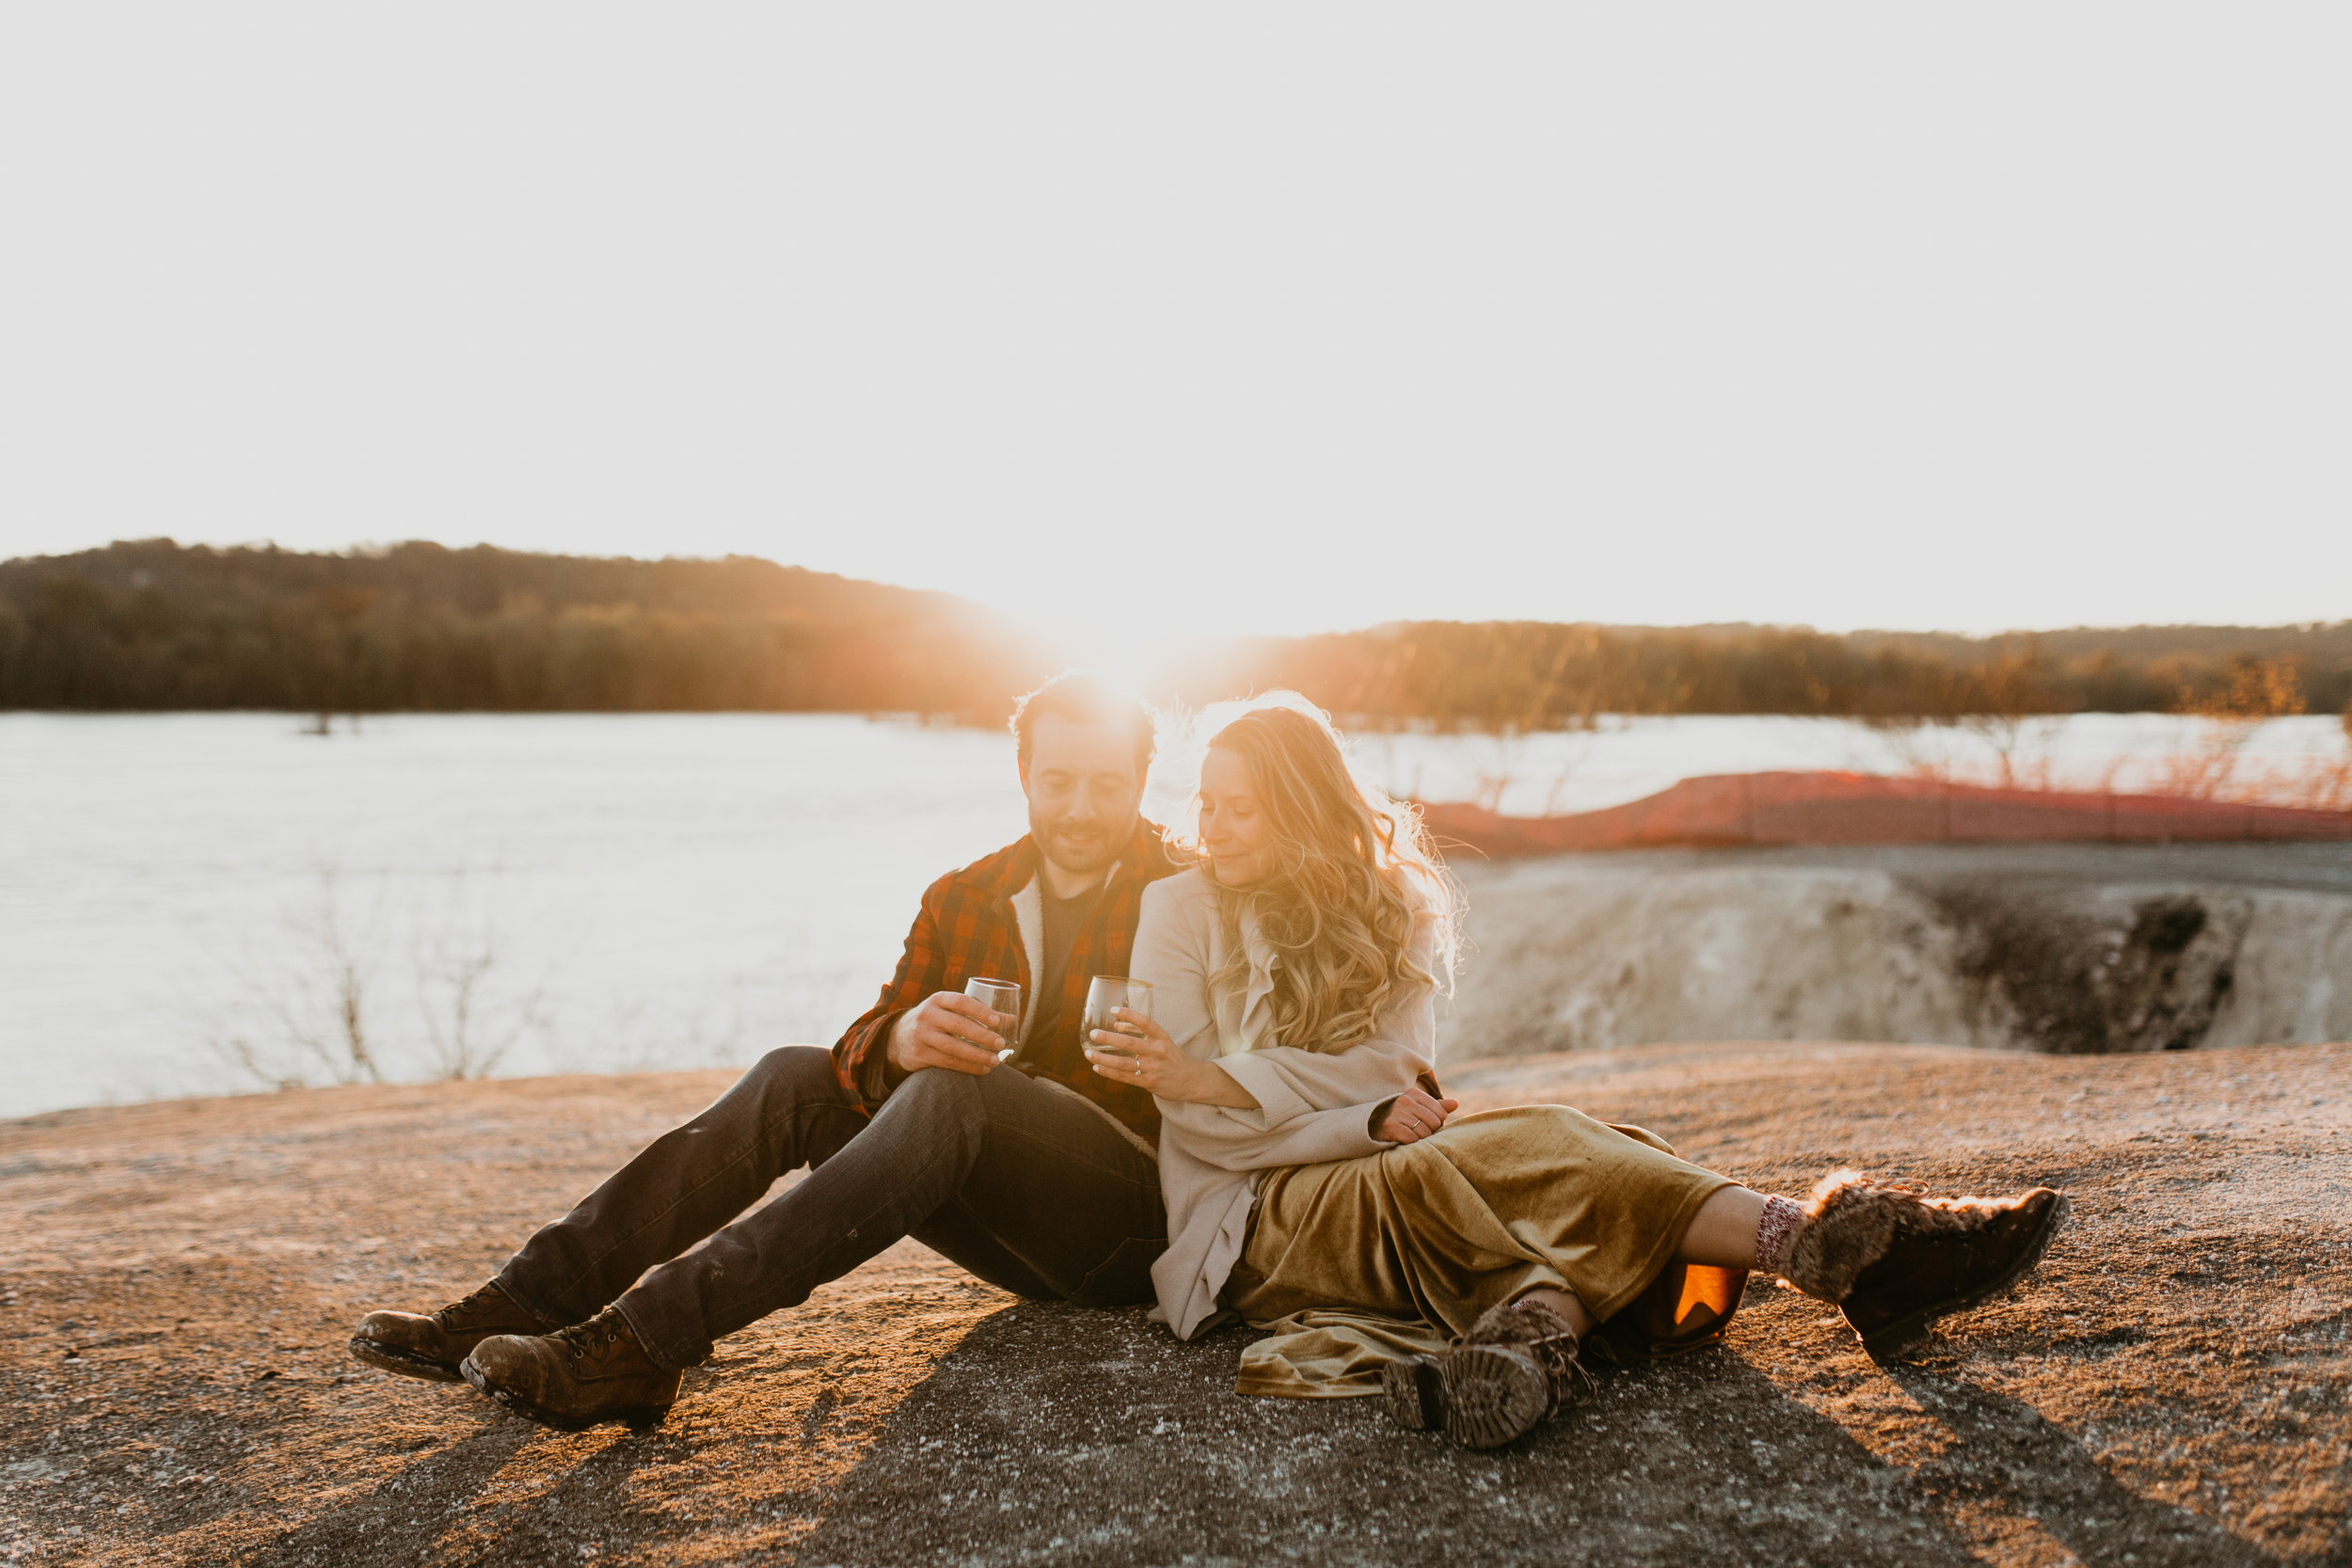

left=737, top=1045, right=846, bottom=1112
left=882, top=1064, right=989, bottom=1129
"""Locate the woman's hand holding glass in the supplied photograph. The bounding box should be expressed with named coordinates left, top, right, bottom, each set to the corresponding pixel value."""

left=1086, top=1009, right=1240, bottom=1104
left=1372, top=1086, right=1459, bottom=1144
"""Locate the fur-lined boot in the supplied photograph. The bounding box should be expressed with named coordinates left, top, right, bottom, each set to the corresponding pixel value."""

left=1776, top=1172, right=2069, bottom=1360
left=1380, top=1296, right=1597, bottom=1449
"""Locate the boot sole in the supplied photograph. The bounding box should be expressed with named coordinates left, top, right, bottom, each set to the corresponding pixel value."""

left=348, top=1336, right=463, bottom=1384
left=1438, top=1344, right=1550, bottom=1449
left=461, top=1355, right=673, bottom=1433
left=1379, top=1356, right=1445, bottom=1432
left=1855, top=1191, right=2071, bottom=1363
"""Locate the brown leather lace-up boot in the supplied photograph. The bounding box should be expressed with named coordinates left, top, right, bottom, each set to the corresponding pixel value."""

left=349, top=1280, right=562, bottom=1383
left=462, top=1307, right=683, bottom=1432
left=1381, top=1296, right=1597, bottom=1449
left=1782, top=1172, right=2069, bottom=1361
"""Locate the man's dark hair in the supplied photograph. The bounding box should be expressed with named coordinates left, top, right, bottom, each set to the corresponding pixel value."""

left=1010, top=671, right=1157, bottom=781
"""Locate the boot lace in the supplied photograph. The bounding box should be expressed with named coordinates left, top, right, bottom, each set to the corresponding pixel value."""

left=550, top=1308, right=631, bottom=1362
left=436, top=1280, right=516, bottom=1328
left=1527, top=1334, right=1597, bottom=1411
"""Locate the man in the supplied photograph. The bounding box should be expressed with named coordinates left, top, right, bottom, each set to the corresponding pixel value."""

left=348, top=672, right=1178, bottom=1430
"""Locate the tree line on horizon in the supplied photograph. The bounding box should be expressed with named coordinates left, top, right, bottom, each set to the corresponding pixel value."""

left=4, top=540, right=2348, bottom=727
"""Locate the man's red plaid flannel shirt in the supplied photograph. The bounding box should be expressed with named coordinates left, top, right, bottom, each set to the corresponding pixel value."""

left=832, top=818, right=1182, bottom=1143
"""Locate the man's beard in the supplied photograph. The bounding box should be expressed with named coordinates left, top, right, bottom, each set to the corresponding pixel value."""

left=1031, top=808, right=1127, bottom=878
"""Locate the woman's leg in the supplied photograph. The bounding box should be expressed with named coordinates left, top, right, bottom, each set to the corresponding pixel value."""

left=1512, top=1285, right=1596, bottom=1339
left=1391, top=1290, right=1595, bottom=1449
left=1674, top=1185, right=1771, bottom=1268
left=1488, top=1183, right=1787, bottom=1366
left=1400, top=1161, right=2065, bottom=1448
left=1668, top=1171, right=2070, bottom=1360
left=1504, top=1186, right=1770, bottom=1329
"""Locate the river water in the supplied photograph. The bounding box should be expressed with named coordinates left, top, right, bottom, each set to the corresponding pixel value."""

left=4, top=709, right=2343, bottom=1117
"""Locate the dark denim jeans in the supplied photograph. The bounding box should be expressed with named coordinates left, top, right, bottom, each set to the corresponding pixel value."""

left=494, top=1046, right=1167, bottom=1368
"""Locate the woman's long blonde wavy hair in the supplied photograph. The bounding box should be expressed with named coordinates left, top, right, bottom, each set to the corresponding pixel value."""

left=1192, top=694, right=1461, bottom=1053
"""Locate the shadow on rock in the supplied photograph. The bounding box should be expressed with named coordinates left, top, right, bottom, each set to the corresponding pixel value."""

left=799, top=1302, right=1981, bottom=1568
left=1885, top=1363, right=2280, bottom=1568
left=233, top=1404, right=665, bottom=1568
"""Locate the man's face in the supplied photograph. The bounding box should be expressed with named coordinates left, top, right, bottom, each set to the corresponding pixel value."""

left=1021, top=713, right=1146, bottom=879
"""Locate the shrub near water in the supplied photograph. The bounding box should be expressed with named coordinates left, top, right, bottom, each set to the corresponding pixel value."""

left=2153, top=656, right=2352, bottom=810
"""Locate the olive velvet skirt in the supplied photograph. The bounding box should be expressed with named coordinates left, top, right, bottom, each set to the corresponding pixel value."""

left=1219, top=1103, right=1745, bottom=1397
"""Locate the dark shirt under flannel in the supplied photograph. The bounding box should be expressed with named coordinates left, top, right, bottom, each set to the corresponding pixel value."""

left=832, top=819, right=1181, bottom=1143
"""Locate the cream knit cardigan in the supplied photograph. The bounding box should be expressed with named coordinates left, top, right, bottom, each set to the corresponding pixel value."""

left=1130, top=869, right=1438, bottom=1340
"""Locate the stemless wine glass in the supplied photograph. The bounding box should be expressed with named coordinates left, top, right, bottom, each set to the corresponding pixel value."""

left=962, top=977, right=1023, bottom=1063
left=1083, top=975, right=1154, bottom=1057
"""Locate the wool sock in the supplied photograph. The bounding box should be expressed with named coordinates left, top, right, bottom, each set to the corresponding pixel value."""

left=1753, top=1194, right=1806, bottom=1277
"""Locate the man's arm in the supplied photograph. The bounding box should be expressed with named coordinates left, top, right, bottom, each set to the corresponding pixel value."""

left=832, top=889, right=950, bottom=1106
left=831, top=882, right=1010, bottom=1107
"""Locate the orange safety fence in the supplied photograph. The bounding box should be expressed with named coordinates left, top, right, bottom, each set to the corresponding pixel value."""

left=1417, top=771, right=2352, bottom=858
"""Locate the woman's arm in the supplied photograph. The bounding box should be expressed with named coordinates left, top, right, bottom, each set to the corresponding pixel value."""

left=1115, top=875, right=1261, bottom=1106
left=1086, top=1007, right=1258, bottom=1106
left=1117, top=877, right=1439, bottom=1131
left=1186, top=913, right=1442, bottom=1130
left=1157, top=1080, right=1463, bottom=1174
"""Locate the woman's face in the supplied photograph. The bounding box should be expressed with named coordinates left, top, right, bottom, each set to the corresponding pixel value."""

left=1197, top=746, right=1276, bottom=887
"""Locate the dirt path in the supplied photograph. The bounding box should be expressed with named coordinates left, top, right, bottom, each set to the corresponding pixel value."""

left=3, top=1041, right=2346, bottom=1567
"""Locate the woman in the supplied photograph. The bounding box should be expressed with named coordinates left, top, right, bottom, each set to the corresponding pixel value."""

left=1087, top=695, right=2066, bottom=1449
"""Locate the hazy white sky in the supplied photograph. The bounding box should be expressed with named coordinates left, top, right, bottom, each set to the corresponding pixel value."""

left=2, top=8, right=2345, bottom=637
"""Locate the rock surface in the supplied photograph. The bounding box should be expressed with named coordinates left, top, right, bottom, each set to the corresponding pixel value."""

left=1442, top=842, right=2352, bottom=1058
left=3, top=1039, right=2347, bottom=1566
